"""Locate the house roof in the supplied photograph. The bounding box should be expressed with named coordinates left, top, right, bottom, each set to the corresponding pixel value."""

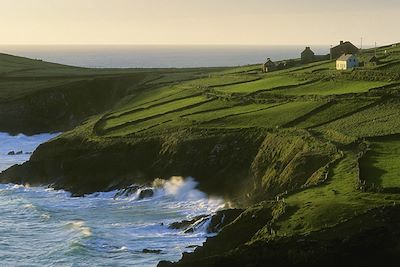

left=332, top=41, right=357, bottom=50
left=337, top=54, right=355, bottom=61
left=301, top=47, right=314, bottom=54
left=264, top=58, right=275, bottom=65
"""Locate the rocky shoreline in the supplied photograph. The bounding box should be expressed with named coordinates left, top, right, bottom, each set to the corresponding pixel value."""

left=0, top=128, right=266, bottom=199
left=0, top=127, right=356, bottom=265
left=158, top=205, right=400, bottom=267
left=2, top=127, right=400, bottom=266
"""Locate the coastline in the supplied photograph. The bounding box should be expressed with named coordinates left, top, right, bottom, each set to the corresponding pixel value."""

left=1, top=42, right=400, bottom=266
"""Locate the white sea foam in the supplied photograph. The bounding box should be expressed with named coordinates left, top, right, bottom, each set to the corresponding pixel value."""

left=153, top=176, right=207, bottom=201
left=23, top=203, right=34, bottom=209
left=66, top=221, right=92, bottom=237
left=40, top=213, right=51, bottom=220
left=0, top=132, right=226, bottom=266
left=116, top=246, right=129, bottom=252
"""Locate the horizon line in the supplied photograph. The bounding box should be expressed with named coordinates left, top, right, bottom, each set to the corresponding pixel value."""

left=0, top=43, right=381, bottom=47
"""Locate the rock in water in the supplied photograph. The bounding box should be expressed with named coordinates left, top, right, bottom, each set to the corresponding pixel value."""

left=16, top=151, right=23, bottom=155
left=157, top=261, right=173, bottom=267
left=142, top=248, right=162, bottom=254
left=168, top=215, right=209, bottom=232
left=168, top=210, right=244, bottom=234
left=114, top=185, right=141, bottom=199
left=7, top=151, right=15, bottom=155
left=138, top=188, right=154, bottom=200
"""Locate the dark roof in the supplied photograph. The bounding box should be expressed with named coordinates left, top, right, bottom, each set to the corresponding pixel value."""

left=368, top=56, right=379, bottom=62
left=264, top=58, right=275, bottom=65
left=332, top=41, right=357, bottom=49
left=302, top=47, right=314, bottom=54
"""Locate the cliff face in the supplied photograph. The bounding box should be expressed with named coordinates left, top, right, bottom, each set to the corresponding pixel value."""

left=0, top=75, right=146, bottom=135
left=0, top=127, right=339, bottom=203
left=0, top=128, right=264, bottom=198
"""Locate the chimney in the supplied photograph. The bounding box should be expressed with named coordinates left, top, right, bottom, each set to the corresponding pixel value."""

left=340, top=41, right=344, bottom=45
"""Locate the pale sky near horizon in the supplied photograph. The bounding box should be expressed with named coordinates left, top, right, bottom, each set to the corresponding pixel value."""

left=1, top=0, right=398, bottom=46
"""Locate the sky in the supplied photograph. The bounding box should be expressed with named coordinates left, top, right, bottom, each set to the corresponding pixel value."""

left=0, top=0, right=398, bottom=46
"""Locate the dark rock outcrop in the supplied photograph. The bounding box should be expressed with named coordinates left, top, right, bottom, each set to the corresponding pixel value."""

left=168, top=209, right=244, bottom=235
left=113, top=185, right=141, bottom=199
left=138, top=188, right=154, bottom=200
left=169, top=215, right=208, bottom=230
left=142, top=249, right=162, bottom=254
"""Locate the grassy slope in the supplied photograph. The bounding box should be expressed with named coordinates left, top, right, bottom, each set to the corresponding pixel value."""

left=92, top=43, right=400, bottom=265
left=0, top=53, right=225, bottom=133
left=2, top=44, right=400, bottom=265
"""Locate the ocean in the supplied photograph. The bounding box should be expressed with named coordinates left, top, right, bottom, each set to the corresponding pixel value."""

left=0, top=133, right=224, bottom=266
left=0, top=45, right=330, bottom=68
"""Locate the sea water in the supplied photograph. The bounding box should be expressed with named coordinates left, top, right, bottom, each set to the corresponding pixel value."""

left=0, top=45, right=330, bottom=68
left=0, top=133, right=225, bottom=266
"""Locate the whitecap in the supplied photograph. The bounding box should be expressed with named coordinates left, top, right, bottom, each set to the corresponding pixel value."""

left=66, top=220, right=92, bottom=237
left=116, top=246, right=129, bottom=252
left=22, top=203, right=34, bottom=209
left=41, top=213, right=51, bottom=221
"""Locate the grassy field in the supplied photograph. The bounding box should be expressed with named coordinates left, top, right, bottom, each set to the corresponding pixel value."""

left=216, top=75, right=305, bottom=94
left=204, top=101, right=324, bottom=129
left=317, top=100, right=400, bottom=138
left=295, top=99, right=377, bottom=128
left=271, top=80, right=390, bottom=96
left=102, top=95, right=210, bottom=131
left=360, top=137, right=400, bottom=189
left=3, top=43, right=400, bottom=252
left=84, top=42, right=400, bottom=245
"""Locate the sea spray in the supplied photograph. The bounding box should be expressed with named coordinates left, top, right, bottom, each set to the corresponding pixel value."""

left=0, top=133, right=227, bottom=266
left=153, top=176, right=208, bottom=200
left=0, top=181, right=224, bottom=266
left=113, top=176, right=225, bottom=213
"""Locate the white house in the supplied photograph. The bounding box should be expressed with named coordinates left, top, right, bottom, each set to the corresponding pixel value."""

left=336, top=54, right=359, bottom=70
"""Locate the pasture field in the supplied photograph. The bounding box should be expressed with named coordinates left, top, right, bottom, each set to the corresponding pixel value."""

left=204, top=101, right=324, bottom=129
left=295, top=99, right=377, bottom=128
left=3, top=43, right=400, bottom=252
left=317, top=100, right=400, bottom=138
left=360, top=137, right=400, bottom=190
left=271, top=80, right=390, bottom=96
left=216, top=75, right=305, bottom=94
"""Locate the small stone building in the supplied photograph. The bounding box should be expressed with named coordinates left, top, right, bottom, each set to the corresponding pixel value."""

left=366, top=56, right=380, bottom=67
left=331, top=41, right=359, bottom=59
left=301, top=47, right=315, bottom=63
left=336, top=54, right=359, bottom=70
left=262, top=58, right=277, bottom=73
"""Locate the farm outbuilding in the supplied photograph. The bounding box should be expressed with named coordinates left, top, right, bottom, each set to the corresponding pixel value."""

left=262, top=58, right=277, bottom=73
left=366, top=56, right=380, bottom=67
left=301, top=47, right=315, bottom=63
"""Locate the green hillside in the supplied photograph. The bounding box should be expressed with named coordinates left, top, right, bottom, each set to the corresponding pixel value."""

left=0, top=53, right=224, bottom=133
left=1, top=43, right=400, bottom=266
